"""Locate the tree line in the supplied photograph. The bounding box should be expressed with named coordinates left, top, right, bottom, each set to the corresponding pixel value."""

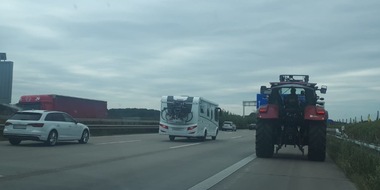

left=107, top=108, right=257, bottom=128
left=219, top=110, right=257, bottom=128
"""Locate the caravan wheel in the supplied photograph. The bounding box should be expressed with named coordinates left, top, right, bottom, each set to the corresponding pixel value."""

left=199, top=131, right=207, bottom=141
left=212, top=130, right=218, bottom=140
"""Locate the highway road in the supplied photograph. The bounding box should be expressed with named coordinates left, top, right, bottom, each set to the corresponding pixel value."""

left=0, top=130, right=357, bottom=190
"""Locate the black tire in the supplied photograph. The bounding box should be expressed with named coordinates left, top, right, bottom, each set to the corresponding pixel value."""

left=9, top=138, right=22, bottom=145
left=79, top=130, right=90, bottom=144
left=308, top=121, right=326, bottom=161
left=46, top=130, right=58, bottom=146
left=212, top=130, right=218, bottom=140
left=255, top=119, right=274, bottom=158
left=199, top=131, right=207, bottom=141
left=169, top=135, right=175, bottom=141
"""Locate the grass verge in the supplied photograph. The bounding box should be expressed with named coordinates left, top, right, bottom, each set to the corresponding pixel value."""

left=327, top=136, right=380, bottom=190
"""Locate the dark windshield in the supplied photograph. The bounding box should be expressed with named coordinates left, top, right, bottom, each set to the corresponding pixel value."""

left=270, top=87, right=317, bottom=106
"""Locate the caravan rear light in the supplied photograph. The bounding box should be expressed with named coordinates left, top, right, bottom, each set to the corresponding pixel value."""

left=187, top=125, right=197, bottom=130
left=259, top=105, right=268, bottom=113
left=160, top=124, right=168, bottom=129
left=28, top=123, right=44, bottom=127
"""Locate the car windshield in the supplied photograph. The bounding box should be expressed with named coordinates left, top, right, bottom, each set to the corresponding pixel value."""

left=10, top=112, right=42, bottom=121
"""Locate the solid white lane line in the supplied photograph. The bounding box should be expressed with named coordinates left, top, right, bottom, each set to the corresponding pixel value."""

left=231, top=136, right=243, bottom=139
left=188, top=154, right=257, bottom=190
left=170, top=143, right=201, bottom=149
left=95, top=140, right=141, bottom=145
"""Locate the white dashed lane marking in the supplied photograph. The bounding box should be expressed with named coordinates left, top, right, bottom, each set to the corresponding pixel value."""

left=188, top=154, right=256, bottom=190
left=95, top=140, right=141, bottom=145
left=170, top=143, right=201, bottom=149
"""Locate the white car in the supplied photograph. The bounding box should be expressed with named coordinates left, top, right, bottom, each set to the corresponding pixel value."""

left=221, top=121, right=237, bottom=131
left=3, top=110, right=90, bottom=146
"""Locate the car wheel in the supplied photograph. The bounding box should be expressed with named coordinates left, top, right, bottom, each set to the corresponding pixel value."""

left=9, top=138, right=22, bottom=145
left=46, top=130, right=58, bottom=146
left=79, top=130, right=89, bottom=144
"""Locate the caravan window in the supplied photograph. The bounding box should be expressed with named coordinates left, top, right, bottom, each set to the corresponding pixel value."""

left=214, top=108, right=219, bottom=122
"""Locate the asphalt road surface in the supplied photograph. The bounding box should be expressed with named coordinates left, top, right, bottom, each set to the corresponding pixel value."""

left=0, top=130, right=357, bottom=190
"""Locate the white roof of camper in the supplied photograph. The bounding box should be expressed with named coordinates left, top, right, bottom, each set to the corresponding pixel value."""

left=161, top=95, right=218, bottom=106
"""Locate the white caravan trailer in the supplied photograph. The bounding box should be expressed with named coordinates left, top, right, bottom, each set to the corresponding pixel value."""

left=159, top=96, right=220, bottom=141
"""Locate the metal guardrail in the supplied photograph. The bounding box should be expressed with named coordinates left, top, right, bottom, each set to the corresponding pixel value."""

left=88, top=124, right=158, bottom=129
left=331, top=134, right=380, bottom=153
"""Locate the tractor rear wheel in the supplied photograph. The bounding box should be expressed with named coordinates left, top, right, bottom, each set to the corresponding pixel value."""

left=308, top=121, right=326, bottom=161
left=256, top=120, right=274, bottom=158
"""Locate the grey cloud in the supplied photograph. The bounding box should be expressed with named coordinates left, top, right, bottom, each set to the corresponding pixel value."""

left=1, top=0, right=380, bottom=120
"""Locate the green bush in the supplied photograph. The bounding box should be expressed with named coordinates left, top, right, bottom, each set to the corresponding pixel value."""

left=327, top=136, right=380, bottom=190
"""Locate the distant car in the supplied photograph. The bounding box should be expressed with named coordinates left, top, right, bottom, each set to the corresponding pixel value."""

left=221, top=121, right=236, bottom=131
left=3, top=110, right=90, bottom=146
left=248, top=123, right=257, bottom=130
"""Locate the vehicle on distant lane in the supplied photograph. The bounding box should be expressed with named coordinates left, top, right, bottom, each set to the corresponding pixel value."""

left=221, top=121, right=237, bottom=131
left=159, top=96, right=221, bottom=141
left=248, top=123, right=257, bottom=130
left=3, top=110, right=90, bottom=146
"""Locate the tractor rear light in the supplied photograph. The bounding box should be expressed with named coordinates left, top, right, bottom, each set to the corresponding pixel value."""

left=259, top=105, right=268, bottom=113
left=187, top=125, right=197, bottom=130
left=28, top=123, right=44, bottom=127
left=160, top=124, right=168, bottom=129
left=316, top=107, right=325, bottom=115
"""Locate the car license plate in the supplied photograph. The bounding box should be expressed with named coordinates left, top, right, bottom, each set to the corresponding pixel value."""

left=13, top=125, right=27, bottom=129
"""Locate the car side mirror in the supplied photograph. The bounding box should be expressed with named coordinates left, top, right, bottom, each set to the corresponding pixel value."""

left=320, top=85, right=327, bottom=94
left=260, top=86, right=267, bottom=94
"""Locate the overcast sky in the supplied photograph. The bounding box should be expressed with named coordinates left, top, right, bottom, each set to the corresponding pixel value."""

left=1, top=0, right=380, bottom=121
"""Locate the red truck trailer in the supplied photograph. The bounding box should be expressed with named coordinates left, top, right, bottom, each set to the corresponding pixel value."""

left=17, top=94, right=107, bottom=118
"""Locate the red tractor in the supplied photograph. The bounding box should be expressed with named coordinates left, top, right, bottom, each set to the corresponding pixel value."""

left=256, top=75, right=328, bottom=161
